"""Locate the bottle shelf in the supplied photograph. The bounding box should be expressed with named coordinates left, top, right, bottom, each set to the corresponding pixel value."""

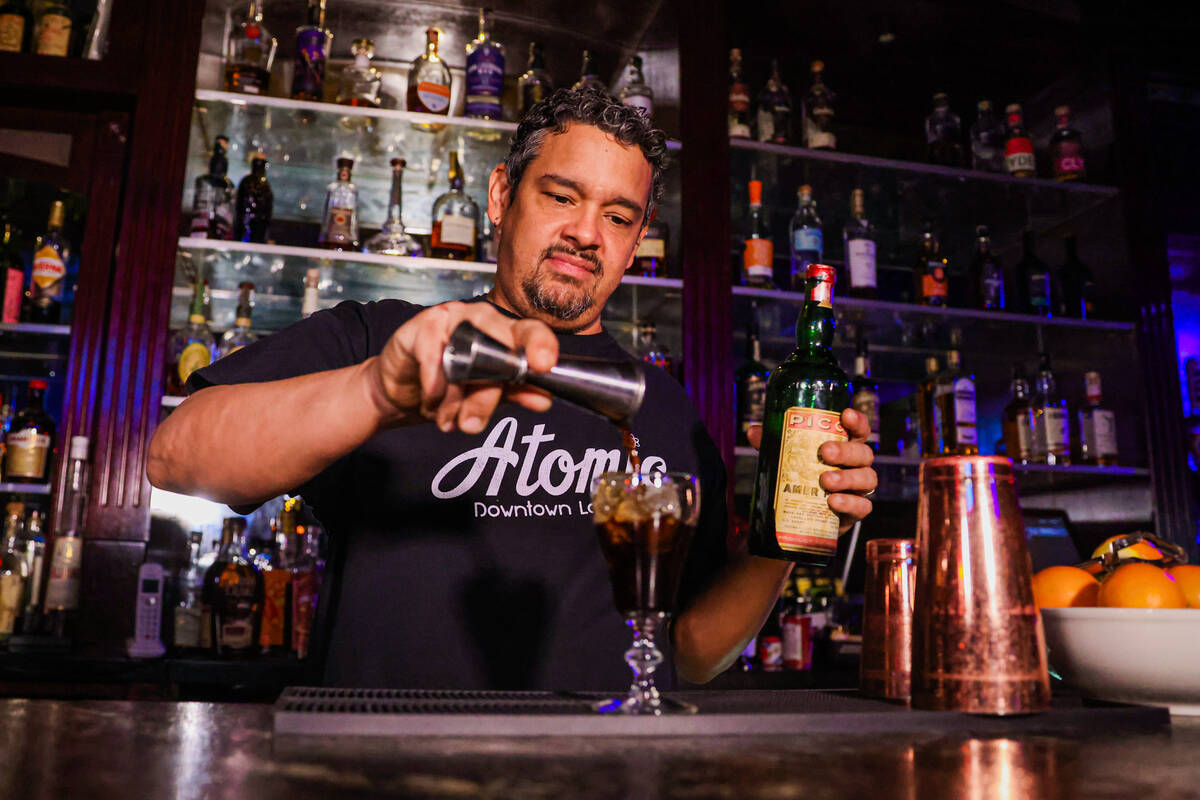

left=0, top=323, right=73, bottom=336
left=0, top=482, right=52, bottom=495
left=179, top=237, right=498, bottom=275
left=734, top=447, right=1146, bottom=478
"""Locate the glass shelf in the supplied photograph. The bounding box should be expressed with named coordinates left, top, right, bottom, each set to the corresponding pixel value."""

left=0, top=323, right=72, bottom=336
left=0, top=482, right=51, bottom=495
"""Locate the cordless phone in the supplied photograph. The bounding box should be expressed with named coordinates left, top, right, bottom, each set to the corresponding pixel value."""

left=126, top=562, right=166, bottom=658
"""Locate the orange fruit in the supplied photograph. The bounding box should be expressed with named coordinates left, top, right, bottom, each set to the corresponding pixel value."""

left=1166, top=565, right=1200, bottom=609
left=1090, top=534, right=1162, bottom=562
left=1098, top=563, right=1186, bottom=609
left=1032, top=566, right=1099, bottom=608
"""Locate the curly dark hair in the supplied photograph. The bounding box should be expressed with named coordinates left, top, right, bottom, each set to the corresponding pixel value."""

left=504, top=88, right=669, bottom=225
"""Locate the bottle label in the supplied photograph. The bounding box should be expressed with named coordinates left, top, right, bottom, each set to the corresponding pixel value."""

left=465, top=46, right=504, bottom=117
left=35, top=13, right=70, bottom=56
left=922, top=263, right=948, bottom=298
left=792, top=228, right=822, bottom=256
left=1054, top=142, right=1085, bottom=177
left=1005, top=137, right=1035, bottom=174
left=1043, top=407, right=1070, bottom=453
left=953, top=377, right=978, bottom=445
left=324, top=207, right=354, bottom=242
left=805, top=123, right=835, bottom=150
left=417, top=81, right=451, bottom=113
left=3, top=267, right=23, bottom=323
left=177, top=341, right=212, bottom=385
left=847, top=238, right=877, bottom=289
left=291, top=568, right=318, bottom=658
left=729, top=120, right=752, bottom=138
left=1086, top=409, right=1118, bottom=458
left=5, top=428, right=50, bottom=478
left=782, top=612, right=812, bottom=670
left=740, top=374, right=767, bottom=434
left=729, top=83, right=750, bottom=112
left=43, top=537, right=81, bottom=610
left=434, top=214, right=476, bottom=248
left=743, top=238, right=773, bottom=279
left=0, top=13, right=24, bottom=52
left=174, top=607, right=201, bottom=648
left=292, top=28, right=328, bottom=98
left=756, top=109, right=775, bottom=143
left=0, top=573, right=20, bottom=635
left=259, top=569, right=291, bottom=648
left=32, top=244, right=66, bottom=302
left=852, top=388, right=880, bottom=445
left=636, top=237, right=665, bottom=260
left=623, top=94, right=652, bottom=117
left=772, top=407, right=847, bottom=554
left=1029, top=273, right=1051, bottom=310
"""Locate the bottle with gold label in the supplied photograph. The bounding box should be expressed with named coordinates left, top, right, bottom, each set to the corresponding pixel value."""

left=24, top=201, right=69, bottom=325
left=32, top=0, right=70, bottom=56
left=166, top=281, right=216, bottom=396
left=219, top=282, right=257, bottom=358
left=407, top=27, right=452, bottom=126
left=4, top=380, right=55, bottom=484
left=0, top=503, right=27, bottom=641
left=430, top=151, right=479, bottom=261
left=203, top=517, right=264, bottom=658
left=0, top=0, right=32, bottom=53
left=748, top=263, right=851, bottom=565
left=933, top=349, right=978, bottom=455
left=42, top=435, right=88, bottom=642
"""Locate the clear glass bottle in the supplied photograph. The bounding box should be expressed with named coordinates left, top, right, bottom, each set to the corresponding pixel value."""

left=1050, top=105, right=1086, bottom=181
left=934, top=350, right=978, bottom=455
left=366, top=158, right=423, bottom=257
left=742, top=180, right=774, bottom=288
left=465, top=8, right=505, bottom=119
left=572, top=49, right=606, bottom=94
left=925, top=92, right=963, bottom=167
left=970, top=224, right=1004, bottom=310
left=4, top=381, right=55, bottom=483
left=166, top=280, right=217, bottom=395
left=802, top=60, right=836, bottom=150
left=618, top=55, right=653, bottom=117
left=291, top=0, right=330, bottom=101
left=234, top=153, right=272, bottom=244
left=756, top=58, right=792, bottom=144
left=914, top=221, right=948, bottom=306
left=317, top=157, right=359, bottom=251
left=0, top=502, right=26, bottom=642
left=852, top=338, right=880, bottom=451
left=32, top=0, right=70, bottom=57
left=203, top=517, right=264, bottom=658
left=1015, top=229, right=1052, bottom=317
left=223, top=0, right=277, bottom=95
left=734, top=314, right=770, bottom=447
left=842, top=188, right=876, bottom=298
left=407, top=27, right=452, bottom=121
left=1003, top=103, right=1036, bottom=178
left=190, top=136, right=234, bottom=240
left=1033, top=353, right=1070, bottom=466
left=518, top=41, right=552, bottom=118
left=25, top=200, right=69, bottom=324
left=970, top=100, right=1006, bottom=172
left=787, top=185, right=821, bottom=291
left=172, top=531, right=205, bottom=652
left=1059, top=234, right=1095, bottom=319
left=336, top=38, right=381, bottom=107
left=430, top=151, right=480, bottom=261
left=42, top=436, right=88, bottom=642
left=219, top=282, right=257, bottom=358
left=301, top=267, right=321, bottom=317
left=631, top=214, right=668, bottom=277
left=0, top=0, right=32, bottom=53
left=1002, top=365, right=1035, bottom=464
left=727, top=48, right=752, bottom=138
left=1078, top=371, right=1117, bottom=466
left=18, top=508, right=45, bottom=634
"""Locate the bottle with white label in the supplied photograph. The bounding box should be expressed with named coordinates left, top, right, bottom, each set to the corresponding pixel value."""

left=407, top=27, right=452, bottom=130
left=302, top=269, right=320, bottom=318
left=4, top=380, right=55, bottom=483
left=618, top=55, right=653, bottom=118
left=25, top=201, right=70, bottom=324
left=788, top=185, right=822, bottom=292
left=934, top=350, right=978, bottom=455
left=1078, top=371, right=1117, bottom=466
left=742, top=180, right=774, bottom=288
left=43, top=435, right=89, bottom=642
left=430, top=151, right=480, bottom=261
left=842, top=188, right=876, bottom=298
left=1033, top=353, right=1070, bottom=465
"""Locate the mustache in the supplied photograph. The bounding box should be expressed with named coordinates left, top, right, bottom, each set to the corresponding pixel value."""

left=539, top=245, right=603, bottom=275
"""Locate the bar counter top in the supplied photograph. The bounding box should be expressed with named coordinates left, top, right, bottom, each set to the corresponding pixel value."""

left=1, top=696, right=1198, bottom=798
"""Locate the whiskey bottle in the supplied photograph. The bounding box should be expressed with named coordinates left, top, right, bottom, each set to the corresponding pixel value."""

left=172, top=531, right=205, bottom=652
left=25, top=200, right=69, bottom=324
left=190, top=136, right=234, bottom=240
left=223, top=0, right=276, bottom=95
left=0, top=503, right=26, bottom=642
left=465, top=8, right=505, bottom=119
left=742, top=180, right=774, bottom=288
left=572, top=49, right=605, bottom=94
left=1003, top=103, right=1036, bottom=178
left=1058, top=234, right=1095, bottom=319
left=917, top=356, right=942, bottom=457
left=970, top=224, right=1005, bottom=310
left=407, top=27, right=452, bottom=121
left=0, top=0, right=31, bottom=52
left=913, top=221, right=949, bottom=306
left=317, top=158, right=359, bottom=251
left=1015, top=230, right=1052, bottom=317
left=727, top=48, right=752, bottom=138
left=851, top=338, right=880, bottom=451
left=430, top=151, right=480, bottom=261
left=933, top=350, right=978, bottom=455
left=756, top=58, right=792, bottom=144
left=802, top=60, right=836, bottom=150
left=336, top=38, right=382, bottom=108
left=517, top=41, right=552, bottom=118
left=618, top=55, right=653, bottom=117
left=234, top=153, right=272, bottom=243
left=1032, top=353, right=1070, bottom=465
left=0, top=220, right=23, bottom=323
left=734, top=314, right=770, bottom=447
left=291, top=0, right=331, bottom=101
left=32, top=0, right=70, bottom=56
left=1050, top=105, right=1085, bottom=181
left=4, top=380, right=55, bottom=483
left=1078, top=371, right=1117, bottom=466
left=203, top=517, right=264, bottom=658
left=842, top=188, right=876, bottom=298
left=970, top=100, right=1006, bottom=172
left=748, top=264, right=851, bottom=565
left=788, top=185, right=822, bottom=292
left=631, top=214, right=667, bottom=277
left=925, top=92, right=964, bottom=166
left=365, top=158, right=422, bottom=256
left=1002, top=365, right=1036, bottom=464
left=167, top=281, right=217, bottom=395
left=42, top=436, right=87, bottom=641
left=219, top=282, right=257, bottom=357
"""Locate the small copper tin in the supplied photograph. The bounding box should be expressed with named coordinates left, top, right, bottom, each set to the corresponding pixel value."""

left=911, top=456, right=1050, bottom=715
left=861, top=538, right=916, bottom=701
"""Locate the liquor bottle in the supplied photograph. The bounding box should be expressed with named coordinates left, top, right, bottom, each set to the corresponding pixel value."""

left=517, top=41, right=552, bottom=118
left=166, top=281, right=217, bottom=395
left=934, top=350, right=978, bottom=455
left=203, top=517, right=263, bottom=657
left=336, top=38, right=381, bottom=107
left=1032, top=353, right=1070, bottom=466
left=742, top=180, right=774, bottom=288
left=748, top=264, right=850, bottom=565
left=258, top=519, right=292, bottom=655
left=802, top=60, right=836, bottom=150
left=727, top=48, right=752, bottom=138
left=4, top=380, right=55, bottom=483
left=480, top=216, right=498, bottom=263
left=0, top=221, right=23, bottom=324
left=407, top=27, right=452, bottom=119
left=1002, top=365, right=1035, bottom=464
left=618, top=55, right=653, bottom=117
left=190, top=136, right=234, bottom=240
left=1003, top=103, right=1036, bottom=178
left=917, top=356, right=942, bottom=457
left=631, top=214, right=667, bottom=277
left=365, top=158, right=422, bottom=256
left=291, top=0, right=330, bottom=101
left=290, top=504, right=319, bottom=659
left=788, top=185, right=822, bottom=292
left=219, top=282, right=257, bottom=357
left=851, top=338, right=880, bottom=451
left=317, top=158, right=359, bottom=251
left=756, top=58, right=792, bottom=144
left=222, top=0, right=276, bottom=95
left=1058, top=234, right=1095, bottom=319
left=1078, top=371, right=1117, bottom=466
left=0, top=503, right=26, bottom=642
left=925, top=92, right=964, bottom=167
left=734, top=315, right=770, bottom=447
left=42, top=436, right=87, bottom=641
left=234, top=153, right=272, bottom=244
left=430, top=151, right=480, bottom=261
left=970, top=100, right=1006, bottom=172
left=0, top=0, right=32, bottom=53
left=18, top=508, right=45, bottom=634
left=172, top=531, right=205, bottom=652
left=24, top=200, right=69, bottom=324
left=465, top=8, right=504, bottom=119
left=1015, top=230, right=1052, bottom=317
left=1050, top=105, right=1085, bottom=181
left=842, top=188, right=876, bottom=298
left=572, top=49, right=605, bottom=94
left=970, top=224, right=1005, bottom=310
left=913, top=221, right=949, bottom=306
left=633, top=322, right=673, bottom=374
left=301, top=267, right=320, bottom=317
left=32, top=0, right=70, bottom=56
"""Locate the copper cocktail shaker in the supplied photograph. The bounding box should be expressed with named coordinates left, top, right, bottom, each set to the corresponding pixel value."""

left=860, top=538, right=916, bottom=701
left=911, top=456, right=1050, bottom=714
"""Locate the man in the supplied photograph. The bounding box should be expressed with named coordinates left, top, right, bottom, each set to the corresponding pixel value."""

left=148, top=89, right=877, bottom=689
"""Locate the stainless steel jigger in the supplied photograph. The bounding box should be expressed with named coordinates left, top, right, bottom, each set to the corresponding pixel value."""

left=441, top=320, right=647, bottom=424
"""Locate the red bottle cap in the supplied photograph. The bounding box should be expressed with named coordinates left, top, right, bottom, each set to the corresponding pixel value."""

left=29, top=380, right=47, bottom=390
left=748, top=180, right=763, bottom=206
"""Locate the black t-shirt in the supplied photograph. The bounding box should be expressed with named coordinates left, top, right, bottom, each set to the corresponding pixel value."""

left=187, top=296, right=729, bottom=690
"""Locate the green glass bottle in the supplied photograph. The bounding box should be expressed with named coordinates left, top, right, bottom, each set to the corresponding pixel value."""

left=748, top=263, right=851, bottom=565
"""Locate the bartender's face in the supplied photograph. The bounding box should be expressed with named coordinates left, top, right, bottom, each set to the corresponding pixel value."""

left=487, top=123, right=652, bottom=333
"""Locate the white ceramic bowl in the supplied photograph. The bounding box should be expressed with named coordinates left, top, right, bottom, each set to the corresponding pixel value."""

left=1041, top=607, right=1200, bottom=715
